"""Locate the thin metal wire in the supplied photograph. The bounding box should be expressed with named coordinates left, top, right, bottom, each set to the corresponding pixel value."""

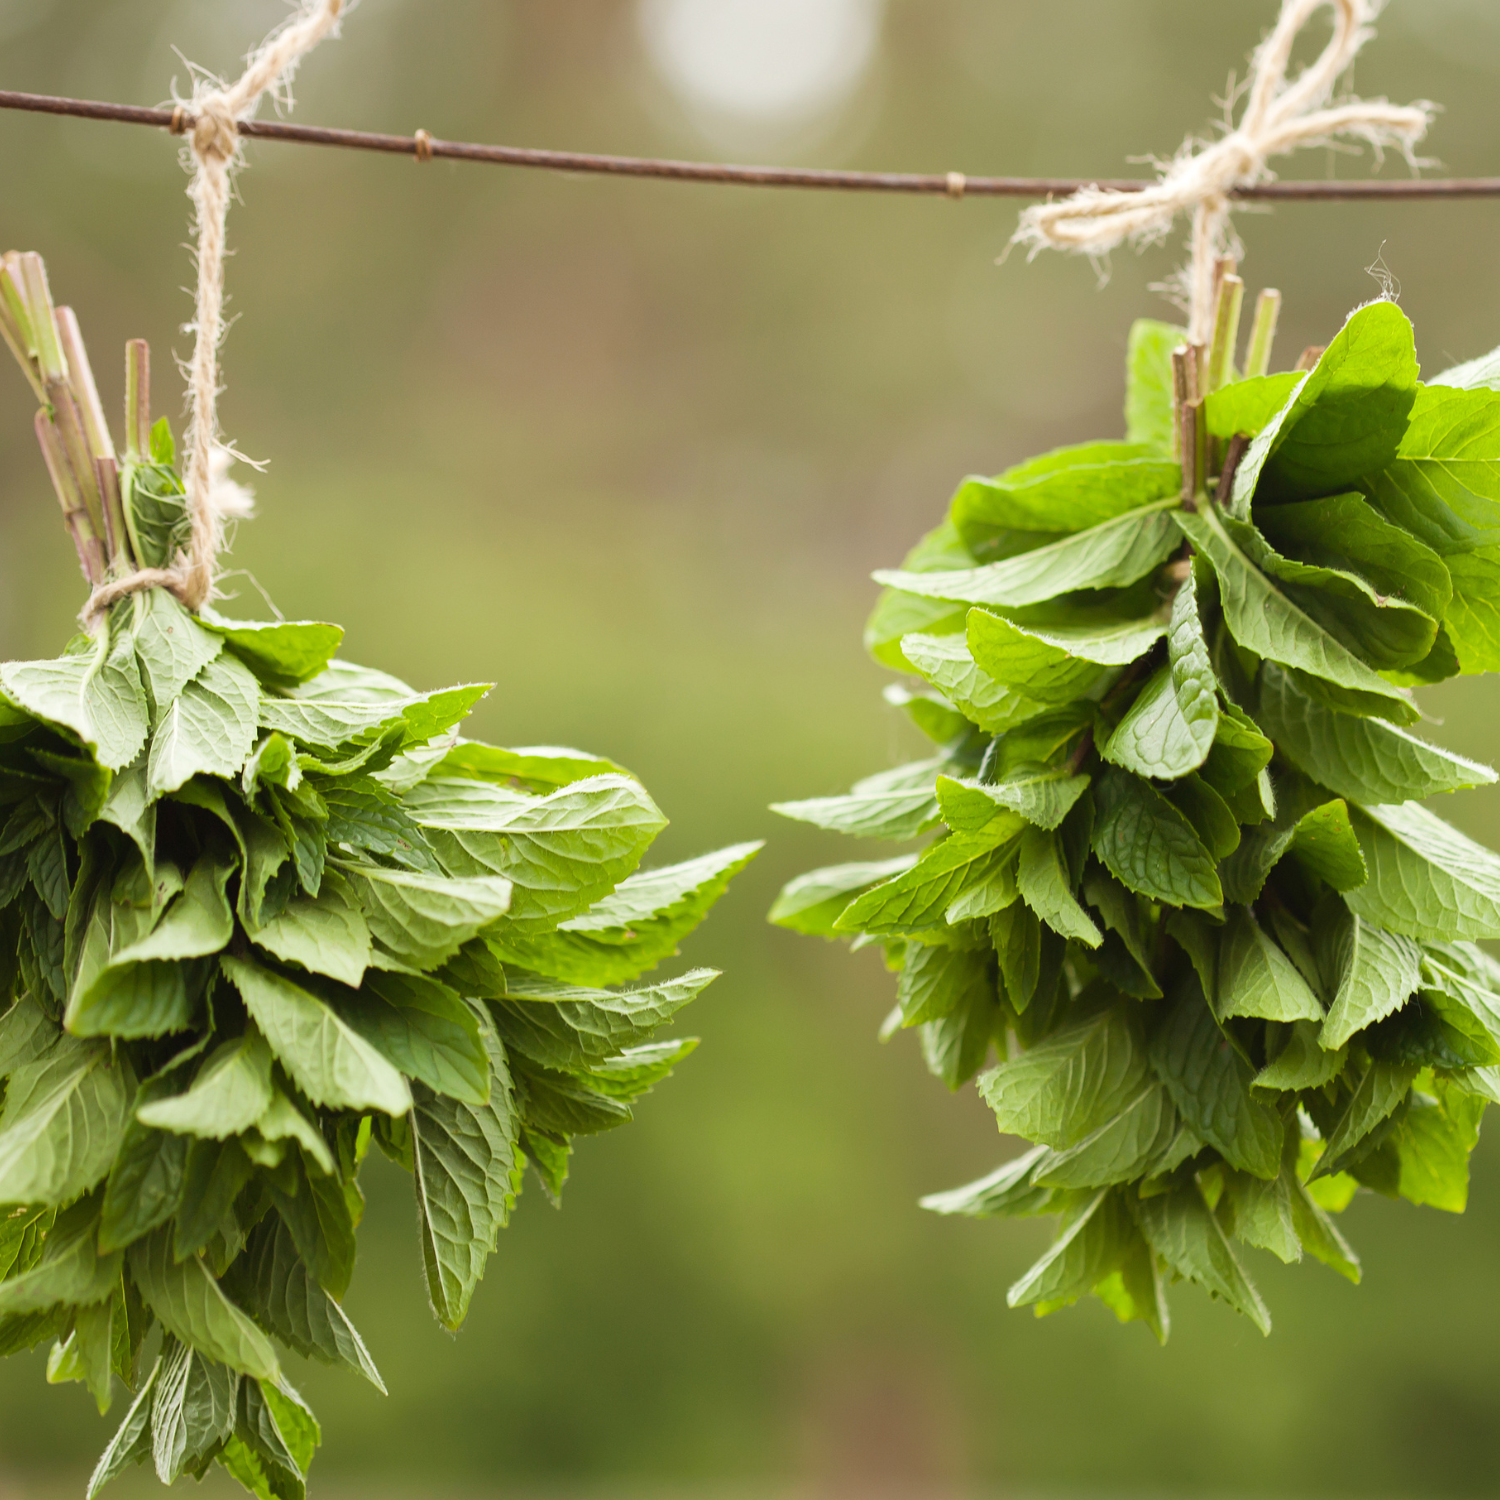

left=3, top=88, right=1500, bottom=200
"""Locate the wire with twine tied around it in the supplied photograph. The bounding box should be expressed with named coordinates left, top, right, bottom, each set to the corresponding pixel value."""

left=69, top=0, right=349, bottom=630
left=1012, top=0, right=1433, bottom=346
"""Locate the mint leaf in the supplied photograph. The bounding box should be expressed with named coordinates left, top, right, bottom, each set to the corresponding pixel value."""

left=1092, top=768, right=1221, bottom=909
left=1258, top=662, right=1494, bottom=802
left=1125, top=319, right=1186, bottom=452
left=874, top=501, right=1180, bottom=610
left=1347, top=801, right=1500, bottom=940
left=412, top=1009, right=520, bottom=1331
left=1176, top=506, right=1415, bottom=707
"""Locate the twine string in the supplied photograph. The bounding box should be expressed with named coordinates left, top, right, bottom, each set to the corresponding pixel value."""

left=1012, top=0, right=1433, bottom=342
left=82, top=0, right=347, bottom=628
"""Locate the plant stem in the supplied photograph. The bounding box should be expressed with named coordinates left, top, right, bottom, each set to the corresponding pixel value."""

left=94, top=456, right=128, bottom=570
left=124, top=339, right=150, bottom=462
left=1172, top=344, right=1197, bottom=470
left=34, top=410, right=104, bottom=584
left=1206, top=274, right=1245, bottom=392
left=1245, top=289, right=1281, bottom=378
left=54, top=307, right=115, bottom=466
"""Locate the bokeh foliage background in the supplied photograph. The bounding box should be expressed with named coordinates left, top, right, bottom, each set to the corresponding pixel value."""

left=3, top=0, right=1500, bottom=1493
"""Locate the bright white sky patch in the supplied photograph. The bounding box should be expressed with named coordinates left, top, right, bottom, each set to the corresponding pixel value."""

left=638, top=0, right=884, bottom=126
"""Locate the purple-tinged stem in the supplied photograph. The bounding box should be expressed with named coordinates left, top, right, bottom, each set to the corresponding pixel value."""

left=124, top=339, right=150, bottom=462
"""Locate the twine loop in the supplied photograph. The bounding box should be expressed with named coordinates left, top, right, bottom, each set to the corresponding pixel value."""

left=84, top=0, right=347, bottom=629
left=1011, top=0, right=1433, bottom=341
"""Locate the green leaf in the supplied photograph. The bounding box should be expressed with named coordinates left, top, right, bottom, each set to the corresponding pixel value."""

left=967, top=606, right=1167, bottom=703
left=894, top=943, right=992, bottom=1028
left=339, top=971, right=489, bottom=1104
left=1170, top=774, right=1240, bottom=863
left=424, top=740, right=634, bottom=792
left=136, top=1032, right=275, bottom=1139
left=1346, top=801, right=1500, bottom=941
left=1258, top=662, right=1493, bottom=803
left=1364, top=386, right=1500, bottom=556
left=1288, top=799, right=1368, bottom=892
left=834, top=829, right=1021, bottom=937
left=1, top=645, right=149, bottom=772
left=900, top=632, right=1049, bottom=733
left=407, top=773, right=665, bottom=931
left=0, top=1204, right=120, bottom=1314
left=1125, top=318, right=1186, bottom=452
left=1442, top=545, right=1500, bottom=674
left=1393, top=1083, right=1483, bottom=1212
left=0, top=1040, right=130, bottom=1206
left=495, top=969, right=716, bottom=1071
left=249, top=871, right=371, bottom=989
left=1216, top=907, right=1324, bottom=1024
left=1224, top=1166, right=1300, bottom=1264
left=772, top=762, right=941, bottom=840
left=979, top=1006, right=1147, bottom=1148
left=222, top=955, right=411, bottom=1115
left=1007, top=1188, right=1135, bottom=1312
left=1203, top=372, right=1302, bottom=439
left=920, top=1146, right=1054, bottom=1219
left=1175, top=506, right=1415, bottom=710
left=266, top=1155, right=356, bottom=1299
left=1255, top=1021, right=1345, bottom=1092
left=259, top=685, right=487, bottom=753
left=150, top=1338, right=238, bottom=1485
left=131, top=591, right=223, bottom=715
left=334, top=861, right=513, bottom=969
left=1132, top=1184, right=1271, bottom=1333
left=1289, top=1176, right=1361, bottom=1283
left=87, top=1358, right=160, bottom=1499
left=500, top=840, right=760, bottom=986
left=1091, top=767, right=1222, bottom=910
left=129, top=1229, right=279, bottom=1379
left=100, top=1078, right=189, bottom=1254
left=412, top=1008, right=520, bottom=1331
left=1017, top=824, right=1101, bottom=946
left=874, top=501, right=1180, bottom=609
left=225, top=1217, right=385, bottom=1391
left=952, top=443, right=1180, bottom=544
left=1150, top=981, right=1283, bottom=1179
left=1255, top=492, right=1453, bottom=626
left=198, top=610, right=344, bottom=689
left=1102, top=665, right=1208, bottom=781
left=768, top=856, right=918, bottom=937
left=1032, top=1083, right=1174, bottom=1189
left=1222, top=511, right=1438, bottom=670
left=147, top=654, right=261, bottom=799
left=1231, top=300, right=1417, bottom=509
left=938, top=767, right=1090, bottom=834
left=1313, top=1060, right=1417, bottom=1178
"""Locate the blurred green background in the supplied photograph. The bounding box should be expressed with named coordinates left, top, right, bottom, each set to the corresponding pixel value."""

left=3, top=1, right=1500, bottom=1494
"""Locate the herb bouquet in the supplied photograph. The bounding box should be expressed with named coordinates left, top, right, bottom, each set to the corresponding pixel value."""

left=0, top=251, right=757, bottom=1494
left=772, top=275, right=1500, bottom=1340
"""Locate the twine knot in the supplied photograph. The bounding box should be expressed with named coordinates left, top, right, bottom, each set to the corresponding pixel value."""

left=86, top=0, right=347, bottom=629
left=1012, top=0, right=1433, bottom=342
left=190, top=94, right=240, bottom=165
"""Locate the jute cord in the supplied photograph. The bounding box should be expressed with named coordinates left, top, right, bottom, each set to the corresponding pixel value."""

left=1012, top=0, right=1433, bottom=342
left=83, top=0, right=348, bottom=628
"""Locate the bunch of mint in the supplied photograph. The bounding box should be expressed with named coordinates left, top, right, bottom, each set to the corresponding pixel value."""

left=773, top=279, right=1500, bottom=1341
left=0, top=252, right=758, bottom=1495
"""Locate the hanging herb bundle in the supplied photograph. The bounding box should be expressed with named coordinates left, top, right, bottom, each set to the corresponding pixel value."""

left=0, top=249, right=755, bottom=1492
left=780, top=267, right=1500, bottom=1338
left=768, top=0, right=1485, bottom=1343
left=771, top=267, right=1500, bottom=1337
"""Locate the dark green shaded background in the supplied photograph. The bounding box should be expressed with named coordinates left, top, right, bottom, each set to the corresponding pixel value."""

left=2, top=1, right=1500, bottom=1494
